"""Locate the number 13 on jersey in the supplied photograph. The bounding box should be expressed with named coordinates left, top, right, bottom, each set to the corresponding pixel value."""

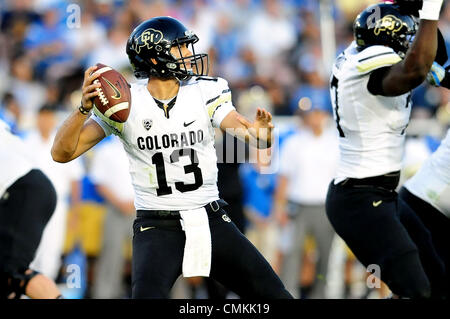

left=149, top=148, right=204, bottom=196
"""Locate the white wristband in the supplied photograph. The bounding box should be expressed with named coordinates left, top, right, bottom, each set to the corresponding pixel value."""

left=419, top=0, right=443, bottom=20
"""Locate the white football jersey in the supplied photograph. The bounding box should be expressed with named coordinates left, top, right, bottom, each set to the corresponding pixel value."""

left=404, top=129, right=450, bottom=216
left=0, top=119, right=34, bottom=196
left=91, top=76, right=235, bottom=210
left=330, top=41, right=412, bottom=183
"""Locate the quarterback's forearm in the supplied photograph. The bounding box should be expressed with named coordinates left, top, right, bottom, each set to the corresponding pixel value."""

left=52, top=110, right=89, bottom=162
left=52, top=111, right=105, bottom=163
left=220, top=110, right=273, bottom=149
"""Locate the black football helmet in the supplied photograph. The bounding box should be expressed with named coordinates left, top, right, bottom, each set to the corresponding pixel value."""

left=354, top=3, right=418, bottom=56
left=126, top=16, right=209, bottom=81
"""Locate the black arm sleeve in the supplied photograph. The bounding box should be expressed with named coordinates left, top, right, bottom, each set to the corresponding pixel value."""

left=435, top=29, right=448, bottom=65
left=440, top=66, right=450, bottom=89
left=367, top=67, right=391, bottom=96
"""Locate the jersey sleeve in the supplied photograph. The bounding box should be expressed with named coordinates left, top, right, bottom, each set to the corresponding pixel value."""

left=201, top=77, right=236, bottom=128
left=90, top=107, right=124, bottom=137
left=354, top=45, right=402, bottom=75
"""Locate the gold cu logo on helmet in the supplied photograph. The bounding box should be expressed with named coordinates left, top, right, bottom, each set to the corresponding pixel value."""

left=132, top=28, right=163, bottom=54
left=374, top=15, right=403, bottom=36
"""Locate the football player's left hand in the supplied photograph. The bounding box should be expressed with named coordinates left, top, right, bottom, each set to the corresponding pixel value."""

left=237, top=107, right=274, bottom=130
left=255, top=107, right=274, bottom=130
left=237, top=108, right=274, bottom=147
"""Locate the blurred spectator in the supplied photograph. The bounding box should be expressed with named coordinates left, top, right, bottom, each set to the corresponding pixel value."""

left=264, top=79, right=291, bottom=116
left=24, top=104, right=84, bottom=280
left=245, top=0, right=296, bottom=60
left=186, top=0, right=218, bottom=54
left=62, top=165, right=107, bottom=298
left=0, top=0, right=41, bottom=59
left=290, top=43, right=331, bottom=115
left=335, top=0, right=378, bottom=21
left=92, top=0, right=117, bottom=30
left=90, top=136, right=135, bottom=299
left=244, top=0, right=296, bottom=77
left=211, top=13, right=241, bottom=67
left=0, top=92, right=22, bottom=135
left=23, top=3, right=74, bottom=81
left=273, top=102, right=338, bottom=299
left=65, top=9, right=107, bottom=66
left=218, top=46, right=257, bottom=84
left=8, top=53, right=46, bottom=127
left=86, top=23, right=131, bottom=71
left=290, top=81, right=331, bottom=115
left=239, top=152, right=280, bottom=271
left=411, top=84, right=444, bottom=118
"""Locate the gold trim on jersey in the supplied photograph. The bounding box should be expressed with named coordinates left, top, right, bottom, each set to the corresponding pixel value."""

left=207, top=92, right=231, bottom=118
left=93, top=107, right=124, bottom=134
left=357, top=54, right=402, bottom=73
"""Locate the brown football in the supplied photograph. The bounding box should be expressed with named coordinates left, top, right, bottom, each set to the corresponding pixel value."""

left=92, top=63, right=131, bottom=123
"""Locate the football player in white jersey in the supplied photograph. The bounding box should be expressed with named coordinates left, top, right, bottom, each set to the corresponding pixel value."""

left=51, top=16, right=292, bottom=299
left=399, top=128, right=450, bottom=296
left=325, top=1, right=446, bottom=299
left=397, top=46, right=450, bottom=295
left=0, top=119, right=62, bottom=299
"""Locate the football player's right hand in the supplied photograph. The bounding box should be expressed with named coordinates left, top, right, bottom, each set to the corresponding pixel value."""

left=426, top=62, right=450, bottom=88
left=81, top=65, right=102, bottom=110
left=426, top=62, right=446, bottom=86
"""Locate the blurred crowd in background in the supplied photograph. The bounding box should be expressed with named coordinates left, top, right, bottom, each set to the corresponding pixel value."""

left=0, top=0, right=449, bottom=299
